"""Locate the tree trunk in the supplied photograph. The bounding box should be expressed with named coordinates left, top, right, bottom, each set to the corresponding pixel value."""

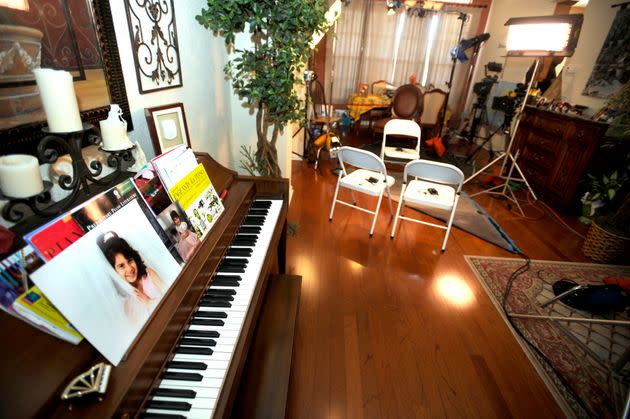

left=254, top=104, right=282, bottom=178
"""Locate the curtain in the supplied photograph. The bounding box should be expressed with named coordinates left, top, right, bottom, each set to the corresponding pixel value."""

left=425, top=12, right=470, bottom=91
left=356, top=5, right=400, bottom=89
left=392, top=13, right=432, bottom=87
left=330, top=1, right=368, bottom=103
left=330, top=3, right=477, bottom=105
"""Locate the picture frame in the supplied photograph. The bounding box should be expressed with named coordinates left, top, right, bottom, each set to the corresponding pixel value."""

left=145, top=103, right=191, bottom=154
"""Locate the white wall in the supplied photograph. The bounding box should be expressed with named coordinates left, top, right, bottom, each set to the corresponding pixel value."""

left=468, top=0, right=618, bottom=117
left=109, top=0, right=234, bottom=166
left=110, top=1, right=292, bottom=178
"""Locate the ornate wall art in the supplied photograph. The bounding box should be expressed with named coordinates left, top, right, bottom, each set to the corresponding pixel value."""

left=124, top=0, right=182, bottom=94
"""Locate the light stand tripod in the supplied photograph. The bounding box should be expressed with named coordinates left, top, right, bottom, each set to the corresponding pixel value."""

left=464, top=58, right=541, bottom=216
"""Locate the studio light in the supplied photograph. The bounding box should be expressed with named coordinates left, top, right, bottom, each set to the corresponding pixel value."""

left=505, top=14, right=584, bottom=57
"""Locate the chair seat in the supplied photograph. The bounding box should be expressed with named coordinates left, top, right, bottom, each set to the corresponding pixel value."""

left=383, top=146, right=419, bottom=161
left=403, top=179, right=455, bottom=210
left=340, top=169, right=395, bottom=197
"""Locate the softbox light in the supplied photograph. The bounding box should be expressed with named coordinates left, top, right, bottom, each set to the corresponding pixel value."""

left=505, top=14, right=583, bottom=57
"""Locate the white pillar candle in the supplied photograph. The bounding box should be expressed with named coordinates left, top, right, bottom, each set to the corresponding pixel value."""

left=33, top=68, right=83, bottom=133
left=0, top=155, right=44, bottom=198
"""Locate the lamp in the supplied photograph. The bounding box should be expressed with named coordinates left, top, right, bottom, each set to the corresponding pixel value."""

left=465, top=14, right=584, bottom=215
left=505, top=14, right=583, bottom=57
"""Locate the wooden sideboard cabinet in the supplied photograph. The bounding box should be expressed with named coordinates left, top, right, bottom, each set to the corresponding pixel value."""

left=511, top=106, right=608, bottom=212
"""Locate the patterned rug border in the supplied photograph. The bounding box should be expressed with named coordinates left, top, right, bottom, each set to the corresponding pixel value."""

left=462, top=255, right=630, bottom=418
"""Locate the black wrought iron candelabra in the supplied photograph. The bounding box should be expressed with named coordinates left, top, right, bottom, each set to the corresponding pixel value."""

left=1, top=123, right=135, bottom=223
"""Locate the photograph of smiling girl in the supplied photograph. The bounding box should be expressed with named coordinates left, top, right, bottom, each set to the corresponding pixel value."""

left=30, top=200, right=181, bottom=366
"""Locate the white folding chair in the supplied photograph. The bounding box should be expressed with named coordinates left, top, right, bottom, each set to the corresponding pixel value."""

left=380, top=119, right=421, bottom=163
left=390, top=159, right=464, bottom=251
left=329, top=146, right=395, bottom=237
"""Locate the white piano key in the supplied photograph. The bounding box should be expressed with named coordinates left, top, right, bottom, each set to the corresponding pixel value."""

left=174, top=350, right=232, bottom=362
left=151, top=395, right=217, bottom=409
left=171, top=356, right=229, bottom=371
left=145, top=407, right=213, bottom=419
left=160, top=377, right=222, bottom=391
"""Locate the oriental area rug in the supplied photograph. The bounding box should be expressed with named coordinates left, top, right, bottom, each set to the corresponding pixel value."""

left=465, top=256, right=630, bottom=419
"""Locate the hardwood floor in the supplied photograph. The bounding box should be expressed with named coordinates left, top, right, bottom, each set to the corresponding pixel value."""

left=284, top=132, right=589, bottom=418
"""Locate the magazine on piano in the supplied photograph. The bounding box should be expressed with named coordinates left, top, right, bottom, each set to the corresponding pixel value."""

left=30, top=200, right=182, bottom=365
left=167, top=163, right=224, bottom=241
left=151, top=145, right=198, bottom=189
left=132, top=165, right=201, bottom=262
left=0, top=246, right=83, bottom=344
left=25, top=178, right=182, bottom=264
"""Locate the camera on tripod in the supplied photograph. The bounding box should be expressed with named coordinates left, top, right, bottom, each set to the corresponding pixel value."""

left=491, top=82, right=527, bottom=123
left=472, top=62, right=503, bottom=103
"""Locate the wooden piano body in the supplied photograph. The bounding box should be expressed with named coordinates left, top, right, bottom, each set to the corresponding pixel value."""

left=0, top=153, right=291, bottom=418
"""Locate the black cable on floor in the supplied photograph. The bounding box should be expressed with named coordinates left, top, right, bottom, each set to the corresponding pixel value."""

left=501, top=251, right=594, bottom=418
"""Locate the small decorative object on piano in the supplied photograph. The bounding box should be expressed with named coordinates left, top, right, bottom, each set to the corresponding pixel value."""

left=99, top=104, right=134, bottom=151
left=61, top=362, right=112, bottom=400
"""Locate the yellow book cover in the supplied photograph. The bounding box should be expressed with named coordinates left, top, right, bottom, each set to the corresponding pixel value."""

left=13, top=286, right=83, bottom=344
left=168, top=164, right=224, bottom=240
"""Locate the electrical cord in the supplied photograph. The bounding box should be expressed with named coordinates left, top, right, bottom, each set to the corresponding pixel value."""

left=500, top=251, right=593, bottom=417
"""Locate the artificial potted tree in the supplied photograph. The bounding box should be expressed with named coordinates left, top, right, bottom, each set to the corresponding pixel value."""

left=196, top=0, right=330, bottom=177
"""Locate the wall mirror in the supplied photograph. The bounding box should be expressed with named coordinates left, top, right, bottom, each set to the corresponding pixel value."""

left=0, top=0, right=132, bottom=155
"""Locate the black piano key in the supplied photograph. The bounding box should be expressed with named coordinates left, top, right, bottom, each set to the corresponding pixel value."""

left=180, top=338, right=216, bottom=347
left=174, top=346, right=213, bottom=356
left=210, top=280, right=240, bottom=287
left=243, top=217, right=265, bottom=226
left=251, top=200, right=272, bottom=208
left=154, top=388, right=196, bottom=399
left=204, top=287, right=236, bottom=295
left=239, top=226, right=261, bottom=234
left=227, top=247, right=252, bottom=257
left=168, top=361, right=207, bottom=371
left=220, top=258, right=249, bottom=266
left=201, top=300, right=232, bottom=308
left=190, top=318, right=225, bottom=326
left=142, top=413, right=186, bottom=419
left=216, top=266, right=245, bottom=274
left=232, top=239, right=256, bottom=247
left=148, top=400, right=192, bottom=412
left=185, top=330, right=219, bottom=338
left=163, top=371, right=204, bottom=381
left=194, top=310, right=228, bottom=318
left=248, top=209, right=268, bottom=216
left=235, top=233, right=258, bottom=240
left=200, top=294, right=233, bottom=302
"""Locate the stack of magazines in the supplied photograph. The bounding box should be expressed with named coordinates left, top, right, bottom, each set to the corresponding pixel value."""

left=1, top=146, right=224, bottom=366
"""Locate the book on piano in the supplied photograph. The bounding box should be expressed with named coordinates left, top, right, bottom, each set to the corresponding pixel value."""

left=167, top=163, right=224, bottom=241
left=0, top=246, right=82, bottom=344
left=30, top=200, right=182, bottom=365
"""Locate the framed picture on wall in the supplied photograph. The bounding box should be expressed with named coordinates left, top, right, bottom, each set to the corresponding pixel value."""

left=145, top=103, right=191, bottom=154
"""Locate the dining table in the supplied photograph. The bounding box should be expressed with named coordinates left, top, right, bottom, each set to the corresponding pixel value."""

left=346, top=93, right=391, bottom=121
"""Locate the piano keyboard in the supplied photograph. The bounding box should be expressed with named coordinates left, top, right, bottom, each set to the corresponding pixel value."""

left=143, top=199, right=283, bottom=419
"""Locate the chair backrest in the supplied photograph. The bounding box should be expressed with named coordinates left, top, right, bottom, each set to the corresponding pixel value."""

left=420, top=89, right=447, bottom=125
left=404, top=159, right=464, bottom=192
left=371, top=80, right=395, bottom=95
left=383, top=118, right=421, bottom=140
left=337, top=146, right=387, bottom=175
left=391, top=84, right=423, bottom=119
left=309, top=79, right=329, bottom=118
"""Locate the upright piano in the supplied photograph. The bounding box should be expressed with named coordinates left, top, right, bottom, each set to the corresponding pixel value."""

left=0, top=152, right=290, bottom=418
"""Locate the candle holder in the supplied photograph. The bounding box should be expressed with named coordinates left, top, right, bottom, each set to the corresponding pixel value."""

left=0, top=181, right=54, bottom=222
left=1, top=123, right=136, bottom=224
